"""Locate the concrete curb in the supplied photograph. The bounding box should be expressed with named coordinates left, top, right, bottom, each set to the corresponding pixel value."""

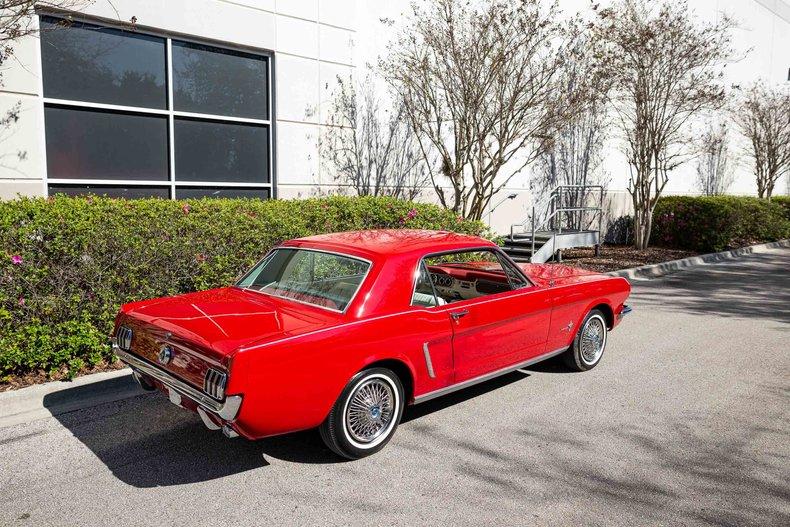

left=2, top=238, right=787, bottom=428
left=608, top=239, right=790, bottom=281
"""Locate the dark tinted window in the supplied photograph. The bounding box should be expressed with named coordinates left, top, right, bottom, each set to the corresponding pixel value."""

left=45, top=106, right=169, bottom=181
left=172, top=41, right=268, bottom=119
left=174, top=119, right=269, bottom=183
left=175, top=187, right=270, bottom=199
left=48, top=184, right=170, bottom=199
left=40, top=17, right=166, bottom=109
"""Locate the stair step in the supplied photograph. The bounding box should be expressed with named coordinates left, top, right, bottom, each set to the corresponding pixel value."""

left=509, top=234, right=552, bottom=241
left=503, top=240, right=541, bottom=249
left=501, top=246, right=535, bottom=255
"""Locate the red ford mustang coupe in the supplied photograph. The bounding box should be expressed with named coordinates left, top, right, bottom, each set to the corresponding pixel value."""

left=112, top=229, right=631, bottom=459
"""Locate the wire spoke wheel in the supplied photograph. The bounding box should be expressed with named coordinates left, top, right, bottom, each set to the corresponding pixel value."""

left=344, top=378, right=395, bottom=444
left=580, top=316, right=606, bottom=365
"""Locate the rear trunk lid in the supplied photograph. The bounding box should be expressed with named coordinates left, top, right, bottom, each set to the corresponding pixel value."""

left=117, top=287, right=338, bottom=389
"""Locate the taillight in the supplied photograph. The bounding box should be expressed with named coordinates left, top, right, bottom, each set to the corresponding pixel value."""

left=117, top=326, right=133, bottom=350
left=204, top=368, right=227, bottom=400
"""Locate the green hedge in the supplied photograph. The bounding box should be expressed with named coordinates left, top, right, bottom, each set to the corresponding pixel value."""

left=0, top=195, right=485, bottom=380
left=652, top=196, right=790, bottom=252
left=772, top=196, right=790, bottom=220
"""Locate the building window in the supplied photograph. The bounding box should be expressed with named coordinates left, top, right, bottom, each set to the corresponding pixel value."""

left=40, top=16, right=273, bottom=199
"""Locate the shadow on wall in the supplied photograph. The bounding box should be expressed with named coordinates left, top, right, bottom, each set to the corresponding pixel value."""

left=632, top=250, right=790, bottom=325
left=42, top=369, right=532, bottom=488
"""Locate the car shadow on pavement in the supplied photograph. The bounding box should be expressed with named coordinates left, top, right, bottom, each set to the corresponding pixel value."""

left=44, top=369, right=536, bottom=487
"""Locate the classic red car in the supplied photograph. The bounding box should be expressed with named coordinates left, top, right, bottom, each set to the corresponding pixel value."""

left=113, top=229, right=631, bottom=458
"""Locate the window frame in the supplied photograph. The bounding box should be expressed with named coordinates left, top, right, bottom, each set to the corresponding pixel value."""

left=410, top=247, right=534, bottom=309
left=37, top=12, right=276, bottom=199
left=234, top=247, right=373, bottom=315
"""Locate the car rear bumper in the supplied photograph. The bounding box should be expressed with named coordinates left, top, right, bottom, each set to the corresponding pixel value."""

left=113, top=344, right=242, bottom=422
left=617, top=304, right=632, bottom=321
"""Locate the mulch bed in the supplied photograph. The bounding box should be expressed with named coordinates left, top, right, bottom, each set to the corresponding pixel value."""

left=553, top=245, right=700, bottom=274
left=0, top=361, right=127, bottom=393
left=0, top=243, right=699, bottom=392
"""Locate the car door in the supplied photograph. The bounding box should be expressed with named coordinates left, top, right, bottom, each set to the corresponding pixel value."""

left=423, top=249, right=553, bottom=383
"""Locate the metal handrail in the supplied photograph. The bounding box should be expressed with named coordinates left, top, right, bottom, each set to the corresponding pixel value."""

left=509, top=185, right=606, bottom=260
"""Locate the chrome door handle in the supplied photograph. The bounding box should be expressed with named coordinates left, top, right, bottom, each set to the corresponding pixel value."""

left=450, top=309, right=469, bottom=320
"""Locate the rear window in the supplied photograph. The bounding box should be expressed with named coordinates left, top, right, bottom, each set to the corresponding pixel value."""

left=236, top=248, right=370, bottom=312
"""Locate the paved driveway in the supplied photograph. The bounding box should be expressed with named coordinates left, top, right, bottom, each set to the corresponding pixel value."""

left=1, top=248, right=788, bottom=526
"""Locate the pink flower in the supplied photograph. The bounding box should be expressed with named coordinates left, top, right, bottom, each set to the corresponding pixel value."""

left=407, top=208, right=418, bottom=220
left=18, top=297, right=25, bottom=306
left=181, top=203, right=191, bottom=214
left=11, top=255, right=23, bottom=265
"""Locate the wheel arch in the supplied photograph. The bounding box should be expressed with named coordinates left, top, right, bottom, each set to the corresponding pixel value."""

left=361, top=358, right=416, bottom=404
left=589, top=302, right=614, bottom=329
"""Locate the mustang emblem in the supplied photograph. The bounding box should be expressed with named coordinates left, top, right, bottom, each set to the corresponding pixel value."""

left=158, top=345, right=174, bottom=365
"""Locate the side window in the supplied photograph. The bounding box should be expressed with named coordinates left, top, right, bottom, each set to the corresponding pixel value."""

left=411, top=261, right=442, bottom=307
left=422, top=249, right=522, bottom=304
left=498, top=255, right=530, bottom=289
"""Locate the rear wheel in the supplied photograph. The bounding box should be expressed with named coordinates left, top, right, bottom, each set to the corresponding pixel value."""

left=319, top=367, right=404, bottom=459
left=563, top=309, right=608, bottom=371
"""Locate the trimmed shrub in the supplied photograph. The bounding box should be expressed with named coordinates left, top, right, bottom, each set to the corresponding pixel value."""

left=652, top=196, right=790, bottom=252
left=772, top=196, right=790, bottom=220
left=0, top=195, right=485, bottom=380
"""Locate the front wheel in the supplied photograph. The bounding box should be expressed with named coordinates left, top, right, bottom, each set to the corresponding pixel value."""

left=563, top=309, right=608, bottom=371
left=319, top=367, right=404, bottom=459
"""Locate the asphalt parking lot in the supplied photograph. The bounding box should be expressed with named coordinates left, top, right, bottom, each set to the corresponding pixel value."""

left=1, top=248, right=788, bottom=526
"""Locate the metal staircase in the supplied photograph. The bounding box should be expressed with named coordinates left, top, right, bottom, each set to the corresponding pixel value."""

left=504, top=185, right=604, bottom=263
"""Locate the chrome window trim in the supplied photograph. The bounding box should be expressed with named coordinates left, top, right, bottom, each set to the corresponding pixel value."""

left=235, top=246, right=374, bottom=315
left=114, top=346, right=242, bottom=421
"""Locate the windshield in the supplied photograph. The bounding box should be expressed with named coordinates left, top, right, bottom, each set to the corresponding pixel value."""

left=236, top=248, right=371, bottom=312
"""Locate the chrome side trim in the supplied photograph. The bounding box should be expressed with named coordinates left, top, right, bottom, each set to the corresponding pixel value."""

left=413, top=346, right=568, bottom=404
left=115, top=348, right=242, bottom=421
left=422, top=342, right=436, bottom=379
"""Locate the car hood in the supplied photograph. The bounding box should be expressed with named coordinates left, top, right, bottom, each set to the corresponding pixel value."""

left=121, top=287, right=339, bottom=357
left=517, top=263, right=603, bottom=287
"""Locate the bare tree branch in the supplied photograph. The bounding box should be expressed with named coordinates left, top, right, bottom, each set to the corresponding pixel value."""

left=380, top=0, right=587, bottom=221
left=593, top=0, right=735, bottom=249
left=321, top=74, right=430, bottom=200
left=733, top=82, right=790, bottom=200
left=695, top=118, right=735, bottom=196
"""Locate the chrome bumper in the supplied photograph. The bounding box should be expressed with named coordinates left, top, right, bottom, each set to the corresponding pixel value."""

left=113, top=345, right=242, bottom=421
left=618, top=304, right=633, bottom=319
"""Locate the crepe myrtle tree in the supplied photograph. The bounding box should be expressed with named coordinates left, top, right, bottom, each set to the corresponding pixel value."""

left=381, top=0, right=589, bottom=221
left=734, top=83, right=790, bottom=200
left=322, top=75, right=429, bottom=200
left=592, top=0, right=734, bottom=249
left=534, top=39, right=610, bottom=232
left=695, top=120, right=735, bottom=196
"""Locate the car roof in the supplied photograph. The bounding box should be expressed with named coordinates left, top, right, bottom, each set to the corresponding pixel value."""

left=283, top=229, right=495, bottom=258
